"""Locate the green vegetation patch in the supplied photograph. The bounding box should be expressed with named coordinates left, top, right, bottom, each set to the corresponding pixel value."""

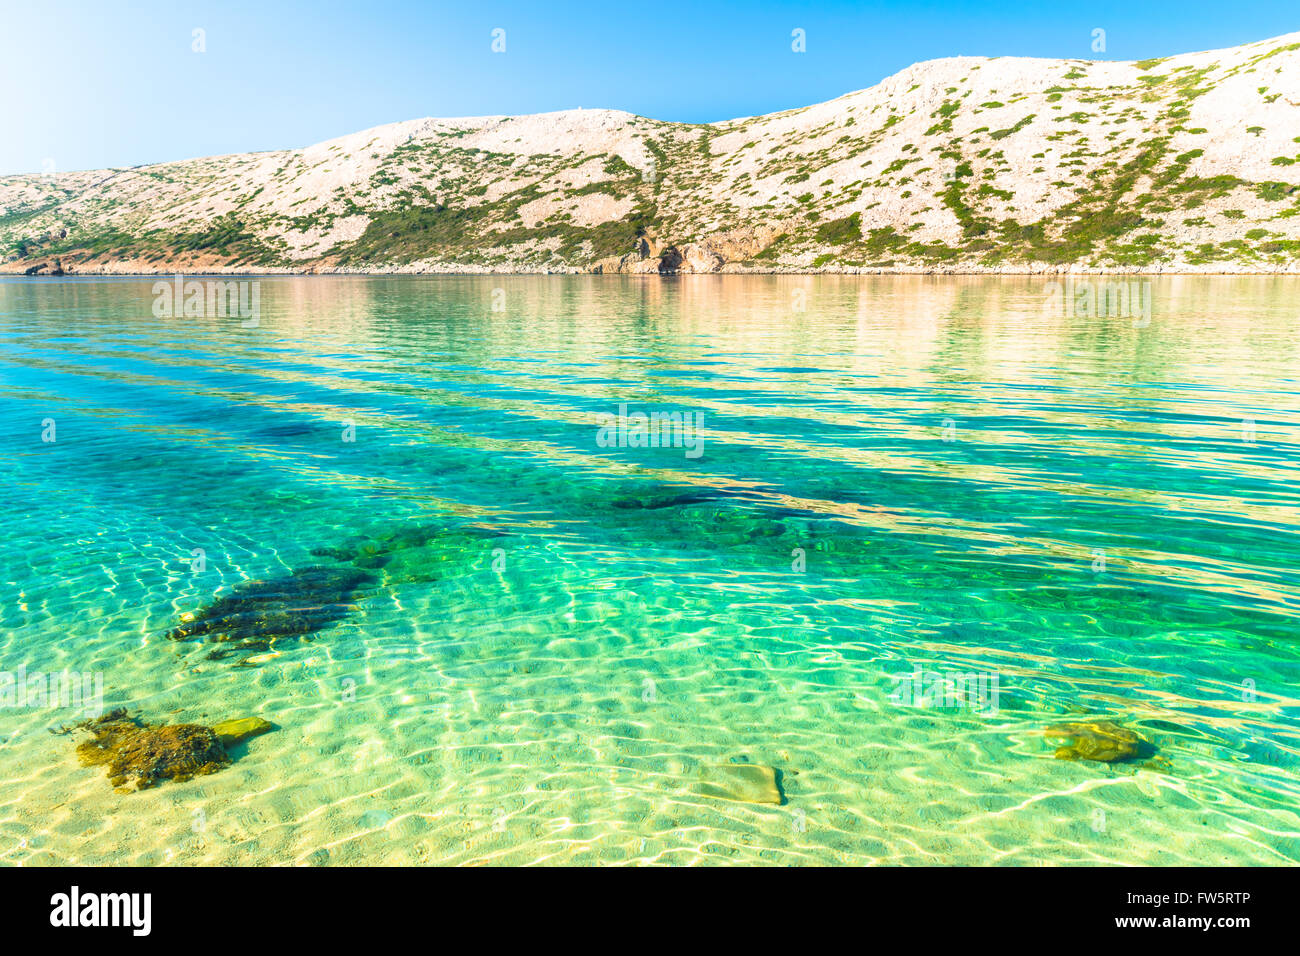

left=815, top=212, right=862, bottom=244
left=990, top=115, right=1036, bottom=140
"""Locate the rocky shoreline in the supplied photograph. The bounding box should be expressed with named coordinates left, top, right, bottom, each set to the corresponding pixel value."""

left=5, top=260, right=1298, bottom=277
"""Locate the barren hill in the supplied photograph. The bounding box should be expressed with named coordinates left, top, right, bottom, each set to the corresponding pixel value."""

left=4, top=32, right=1300, bottom=275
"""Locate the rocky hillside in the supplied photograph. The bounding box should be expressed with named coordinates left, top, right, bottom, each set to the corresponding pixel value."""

left=4, top=33, right=1300, bottom=275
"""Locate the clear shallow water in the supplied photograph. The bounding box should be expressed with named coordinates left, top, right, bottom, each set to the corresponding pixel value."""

left=1, top=274, right=1298, bottom=866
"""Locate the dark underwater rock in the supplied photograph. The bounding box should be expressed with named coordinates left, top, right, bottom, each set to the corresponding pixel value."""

left=71, top=709, right=231, bottom=792
left=310, top=545, right=358, bottom=561
left=611, top=489, right=724, bottom=510
left=171, top=521, right=509, bottom=664
left=169, top=565, right=375, bottom=659
left=1045, top=720, right=1154, bottom=763
left=310, top=522, right=507, bottom=573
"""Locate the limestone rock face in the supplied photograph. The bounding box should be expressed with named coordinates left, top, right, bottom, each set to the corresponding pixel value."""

left=592, top=226, right=781, bottom=274
left=679, top=244, right=726, bottom=273
left=656, top=245, right=683, bottom=273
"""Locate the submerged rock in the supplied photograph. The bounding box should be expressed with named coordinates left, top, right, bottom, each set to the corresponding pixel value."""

left=211, top=716, right=274, bottom=746
left=1045, top=720, right=1152, bottom=763
left=308, top=546, right=356, bottom=562
left=697, top=764, right=785, bottom=805
left=611, top=489, right=723, bottom=511
left=66, top=709, right=277, bottom=792
left=70, top=709, right=230, bottom=792
left=169, top=565, right=375, bottom=660
left=310, top=522, right=507, bottom=576
left=172, top=521, right=506, bottom=663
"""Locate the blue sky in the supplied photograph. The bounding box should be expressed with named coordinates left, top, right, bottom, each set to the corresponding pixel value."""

left=1, top=0, right=1295, bottom=174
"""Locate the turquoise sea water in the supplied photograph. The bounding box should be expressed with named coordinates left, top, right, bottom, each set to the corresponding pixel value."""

left=1, top=274, right=1298, bottom=866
